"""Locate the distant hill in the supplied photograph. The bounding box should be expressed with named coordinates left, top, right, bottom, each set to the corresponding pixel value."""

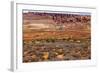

left=23, top=12, right=91, bottom=31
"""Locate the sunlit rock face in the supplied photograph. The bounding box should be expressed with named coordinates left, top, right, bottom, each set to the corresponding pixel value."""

left=23, top=12, right=91, bottom=31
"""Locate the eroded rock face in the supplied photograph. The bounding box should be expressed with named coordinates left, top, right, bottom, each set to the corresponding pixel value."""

left=23, top=12, right=91, bottom=31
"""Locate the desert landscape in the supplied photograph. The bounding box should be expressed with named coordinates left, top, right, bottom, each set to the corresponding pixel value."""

left=23, top=11, right=91, bottom=62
